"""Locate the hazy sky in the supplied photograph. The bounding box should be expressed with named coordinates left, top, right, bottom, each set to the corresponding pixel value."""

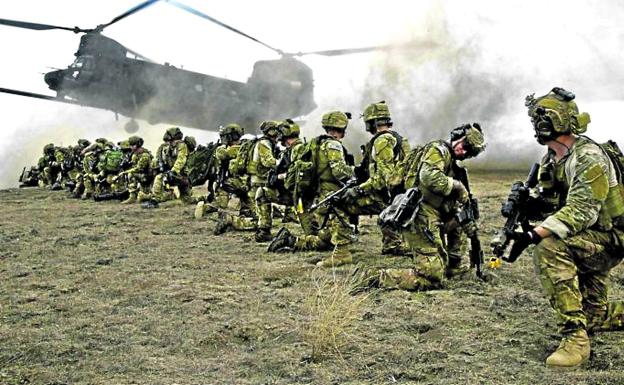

left=2, top=0, right=624, bottom=187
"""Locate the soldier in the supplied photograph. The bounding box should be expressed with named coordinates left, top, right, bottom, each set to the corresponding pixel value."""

left=51, top=145, right=74, bottom=190
left=214, top=120, right=280, bottom=242
left=92, top=140, right=130, bottom=199
left=81, top=138, right=113, bottom=199
left=507, top=88, right=624, bottom=368
left=38, top=143, right=58, bottom=188
left=67, top=139, right=91, bottom=197
left=269, top=111, right=356, bottom=267
left=344, top=100, right=410, bottom=255
left=143, top=127, right=193, bottom=208
left=196, top=123, right=252, bottom=218
left=119, top=136, right=153, bottom=204
left=276, top=119, right=317, bottom=234
left=352, top=123, right=486, bottom=292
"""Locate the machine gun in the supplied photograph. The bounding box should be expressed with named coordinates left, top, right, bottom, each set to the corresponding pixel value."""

left=452, top=164, right=485, bottom=280
left=490, top=163, right=540, bottom=263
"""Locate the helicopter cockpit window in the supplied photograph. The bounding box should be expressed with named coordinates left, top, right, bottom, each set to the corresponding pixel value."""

left=71, top=56, right=95, bottom=71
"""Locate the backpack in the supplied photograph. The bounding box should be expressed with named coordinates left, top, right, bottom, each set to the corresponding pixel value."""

left=600, top=140, right=624, bottom=184
left=184, top=142, right=219, bottom=186
left=357, top=130, right=406, bottom=183
left=399, top=144, right=426, bottom=189
left=100, top=150, right=124, bottom=172
left=230, top=137, right=258, bottom=176
left=286, top=136, right=325, bottom=196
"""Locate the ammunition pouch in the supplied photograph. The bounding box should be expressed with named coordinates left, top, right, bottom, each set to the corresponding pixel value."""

left=378, top=187, right=423, bottom=230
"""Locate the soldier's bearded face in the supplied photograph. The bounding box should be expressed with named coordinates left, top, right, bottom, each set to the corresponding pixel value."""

left=452, top=140, right=468, bottom=159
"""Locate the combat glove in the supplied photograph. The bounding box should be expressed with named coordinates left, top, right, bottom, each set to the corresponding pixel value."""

left=507, top=228, right=541, bottom=262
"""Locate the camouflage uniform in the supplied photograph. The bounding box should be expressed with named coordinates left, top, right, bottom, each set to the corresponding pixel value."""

left=81, top=139, right=112, bottom=199
left=217, top=122, right=279, bottom=239
left=293, top=135, right=355, bottom=259
left=212, top=125, right=252, bottom=214
left=355, top=124, right=486, bottom=292
left=283, top=136, right=318, bottom=235
left=269, top=111, right=356, bottom=266
left=149, top=127, right=192, bottom=205
left=120, top=136, right=152, bottom=204
left=39, top=143, right=58, bottom=188
left=68, top=139, right=90, bottom=197
left=533, top=137, right=624, bottom=334
left=521, top=89, right=624, bottom=366
left=52, top=146, right=75, bottom=190
left=345, top=101, right=410, bottom=254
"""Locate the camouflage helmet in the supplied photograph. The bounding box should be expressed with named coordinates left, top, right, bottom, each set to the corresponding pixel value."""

left=43, top=143, right=55, bottom=154
left=450, top=123, right=486, bottom=157
left=163, top=127, right=183, bottom=141
left=322, top=111, right=351, bottom=130
left=362, top=100, right=391, bottom=122
left=95, top=137, right=109, bottom=145
left=277, top=119, right=300, bottom=139
left=219, top=123, right=244, bottom=144
left=77, top=139, right=90, bottom=148
left=184, top=136, right=197, bottom=152
left=118, top=140, right=132, bottom=150
left=259, top=120, right=280, bottom=138
left=128, top=135, right=144, bottom=147
left=525, top=87, right=590, bottom=139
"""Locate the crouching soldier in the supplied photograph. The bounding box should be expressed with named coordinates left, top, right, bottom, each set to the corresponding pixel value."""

left=352, top=123, right=486, bottom=291
left=504, top=88, right=624, bottom=368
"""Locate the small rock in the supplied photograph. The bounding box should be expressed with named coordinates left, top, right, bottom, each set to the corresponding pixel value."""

left=96, top=258, right=113, bottom=266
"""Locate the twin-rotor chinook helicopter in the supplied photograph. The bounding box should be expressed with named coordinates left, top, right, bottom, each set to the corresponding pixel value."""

left=0, top=0, right=432, bottom=133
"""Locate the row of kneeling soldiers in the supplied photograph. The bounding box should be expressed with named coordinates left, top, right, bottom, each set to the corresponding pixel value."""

left=19, top=89, right=624, bottom=368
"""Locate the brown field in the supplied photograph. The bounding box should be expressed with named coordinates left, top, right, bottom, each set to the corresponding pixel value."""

left=1, top=170, right=623, bottom=385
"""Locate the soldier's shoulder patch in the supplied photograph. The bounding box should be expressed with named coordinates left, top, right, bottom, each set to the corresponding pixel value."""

left=583, top=163, right=608, bottom=200
left=324, top=140, right=343, bottom=152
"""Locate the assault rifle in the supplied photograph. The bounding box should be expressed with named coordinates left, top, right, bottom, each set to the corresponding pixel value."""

left=490, top=163, right=540, bottom=263
left=309, top=178, right=359, bottom=232
left=452, top=164, right=485, bottom=279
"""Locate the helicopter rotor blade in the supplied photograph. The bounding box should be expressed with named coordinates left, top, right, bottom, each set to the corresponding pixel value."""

left=292, top=41, right=438, bottom=57
left=97, top=0, right=161, bottom=31
left=0, top=18, right=86, bottom=33
left=163, top=0, right=284, bottom=55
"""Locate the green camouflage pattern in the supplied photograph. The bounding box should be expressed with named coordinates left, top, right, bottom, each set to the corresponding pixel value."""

left=532, top=135, right=624, bottom=334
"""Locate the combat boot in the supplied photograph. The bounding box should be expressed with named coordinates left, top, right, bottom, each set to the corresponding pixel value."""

left=349, top=266, right=380, bottom=294
left=381, top=246, right=406, bottom=256
left=137, top=191, right=150, bottom=203
left=317, top=247, right=353, bottom=268
left=545, top=329, right=590, bottom=369
left=255, top=228, right=272, bottom=243
left=141, top=199, right=160, bottom=209
left=194, top=201, right=206, bottom=219
left=121, top=193, right=137, bottom=204
left=214, top=212, right=233, bottom=235
left=268, top=227, right=296, bottom=252
left=50, top=182, right=62, bottom=191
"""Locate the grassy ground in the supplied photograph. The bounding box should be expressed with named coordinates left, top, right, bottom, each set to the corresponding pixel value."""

left=1, top=170, right=624, bottom=385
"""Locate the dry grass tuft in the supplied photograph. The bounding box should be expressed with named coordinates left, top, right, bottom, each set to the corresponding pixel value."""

left=300, top=269, right=370, bottom=362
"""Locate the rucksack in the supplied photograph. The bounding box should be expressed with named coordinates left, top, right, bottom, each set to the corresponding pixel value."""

left=399, top=144, right=426, bottom=189
left=357, top=130, right=406, bottom=183
left=184, top=142, right=219, bottom=186
left=600, top=140, right=624, bottom=184
left=100, top=150, right=124, bottom=173
left=230, top=137, right=258, bottom=176
left=286, top=136, right=325, bottom=197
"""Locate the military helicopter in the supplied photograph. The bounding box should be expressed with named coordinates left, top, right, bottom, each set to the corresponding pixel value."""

left=0, top=0, right=432, bottom=133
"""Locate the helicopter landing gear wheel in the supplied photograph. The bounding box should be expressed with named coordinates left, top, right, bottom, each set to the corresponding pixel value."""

left=124, top=119, right=139, bottom=133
